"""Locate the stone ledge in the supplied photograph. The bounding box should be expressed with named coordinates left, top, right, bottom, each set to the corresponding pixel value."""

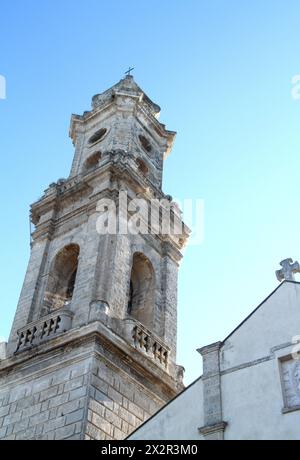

left=282, top=405, right=300, bottom=414
left=197, top=341, right=223, bottom=357
left=1, top=320, right=179, bottom=398
left=198, top=421, right=228, bottom=436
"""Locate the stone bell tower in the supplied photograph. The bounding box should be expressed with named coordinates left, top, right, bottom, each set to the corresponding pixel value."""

left=0, top=75, right=189, bottom=440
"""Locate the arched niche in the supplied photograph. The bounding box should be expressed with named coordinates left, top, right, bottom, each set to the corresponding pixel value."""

left=43, top=244, right=80, bottom=313
left=127, top=252, right=155, bottom=329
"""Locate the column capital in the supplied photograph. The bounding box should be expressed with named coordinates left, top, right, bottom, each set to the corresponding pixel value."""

left=197, top=341, right=223, bottom=357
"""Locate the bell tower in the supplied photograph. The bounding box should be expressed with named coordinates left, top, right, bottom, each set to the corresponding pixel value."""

left=0, top=75, right=189, bottom=440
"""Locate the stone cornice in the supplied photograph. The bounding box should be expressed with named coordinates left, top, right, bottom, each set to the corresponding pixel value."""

left=69, top=76, right=176, bottom=155
left=197, top=341, right=223, bottom=357
left=30, top=178, right=91, bottom=224
left=0, top=320, right=179, bottom=398
left=30, top=158, right=190, bottom=252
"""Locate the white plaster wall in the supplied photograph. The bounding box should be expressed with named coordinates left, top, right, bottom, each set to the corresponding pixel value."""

left=221, top=282, right=300, bottom=439
left=130, top=282, right=300, bottom=440
left=222, top=356, right=300, bottom=439
left=221, top=282, right=300, bottom=371
left=129, top=378, right=204, bottom=440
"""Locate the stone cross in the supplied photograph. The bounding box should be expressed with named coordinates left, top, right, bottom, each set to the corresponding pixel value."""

left=276, top=258, right=300, bottom=282
left=125, top=67, right=134, bottom=76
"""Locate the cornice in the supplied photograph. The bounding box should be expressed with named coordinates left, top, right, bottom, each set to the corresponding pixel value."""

left=0, top=320, right=179, bottom=399
left=30, top=156, right=190, bottom=252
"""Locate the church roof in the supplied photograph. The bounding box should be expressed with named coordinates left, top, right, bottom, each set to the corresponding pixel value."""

left=222, top=280, right=300, bottom=344
left=128, top=280, right=300, bottom=439
left=69, top=75, right=176, bottom=153
left=91, top=75, right=161, bottom=117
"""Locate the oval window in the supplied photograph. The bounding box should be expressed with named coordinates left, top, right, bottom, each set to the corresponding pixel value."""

left=88, top=128, right=107, bottom=144
left=139, top=134, right=152, bottom=153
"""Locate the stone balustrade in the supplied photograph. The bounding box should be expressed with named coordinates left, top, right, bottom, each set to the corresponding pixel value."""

left=124, top=319, right=170, bottom=369
left=15, top=309, right=74, bottom=353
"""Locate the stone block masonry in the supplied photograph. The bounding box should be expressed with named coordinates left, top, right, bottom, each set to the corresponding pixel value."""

left=85, top=357, right=161, bottom=440
left=0, top=328, right=174, bottom=440
left=0, top=76, right=187, bottom=440
left=0, top=352, right=90, bottom=440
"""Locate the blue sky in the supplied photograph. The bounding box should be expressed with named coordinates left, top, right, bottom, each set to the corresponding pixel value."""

left=1, top=0, right=300, bottom=384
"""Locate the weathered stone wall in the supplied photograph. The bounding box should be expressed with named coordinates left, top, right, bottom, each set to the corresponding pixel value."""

left=0, top=331, right=170, bottom=440
left=69, top=77, right=168, bottom=190
left=0, top=355, right=91, bottom=440
left=2, top=76, right=186, bottom=441
left=85, top=355, right=163, bottom=440
left=8, top=206, right=180, bottom=360
left=7, top=239, right=50, bottom=355
left=161, top=254, right=179, bottom=359
left=129, top=378, right=204, bottom=441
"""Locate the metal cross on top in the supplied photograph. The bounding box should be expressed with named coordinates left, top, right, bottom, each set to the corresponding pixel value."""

left=125, top=67, right=134, bottom=76
left=276, top=258, right=300, bottom=282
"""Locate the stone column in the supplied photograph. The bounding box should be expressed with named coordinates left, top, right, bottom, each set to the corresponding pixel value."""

left=7, top=238, right=50, bottom=355
left=69, top=129, right=85, bottom=177
left=71, top=212, right=102, bottom=328
left=161, top=254, right=178, bottom=361
left=197, top=341, right=227, bottom=440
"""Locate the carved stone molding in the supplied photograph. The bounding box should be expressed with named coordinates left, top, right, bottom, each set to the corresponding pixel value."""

left=199, top=421, right=228, bottom=440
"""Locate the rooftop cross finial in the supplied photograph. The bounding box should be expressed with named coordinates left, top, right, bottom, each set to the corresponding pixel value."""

left=276, top=258, right=300, bottom=282
left=125, top=67, right=134, bottom=76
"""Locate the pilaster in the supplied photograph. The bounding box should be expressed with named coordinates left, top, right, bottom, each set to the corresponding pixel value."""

left=197, top=341, right=227, bottom=440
